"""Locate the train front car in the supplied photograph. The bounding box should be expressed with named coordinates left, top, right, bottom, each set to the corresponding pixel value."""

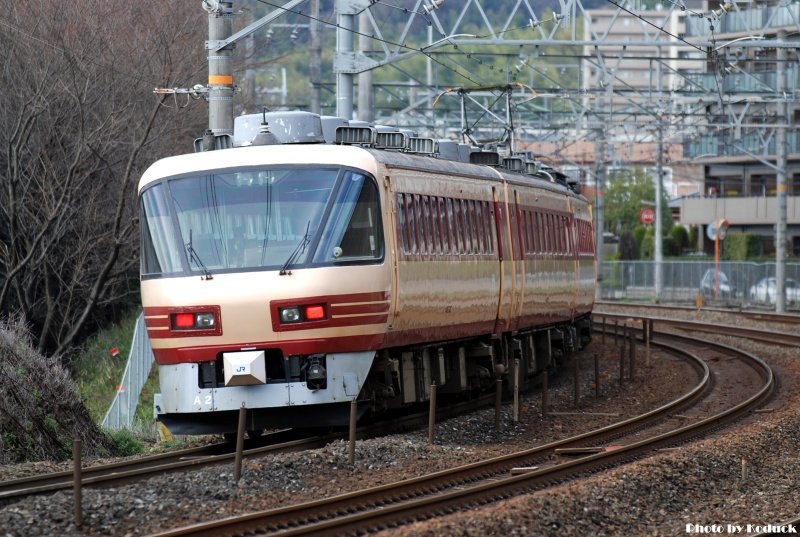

left=138, top=145, right=391, bottom=434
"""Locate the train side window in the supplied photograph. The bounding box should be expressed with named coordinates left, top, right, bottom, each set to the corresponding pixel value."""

left=396, top=193, right=408, bottom=254
left=140, top=183, right=183, bottom=275
left=537, top=212, right=544, bottom=253
left=468, top=200, right=479, bottom=254
left=528, top=211, right=536, bottom=255
left=545, top=213, right=553, bottom=253
left=460, top=199, right=471, bottom=254
left=430, top=195, right=439, bottom=255
left=522, top=210, right=530, bottom=255
left=416, top=195, right=425, bottom=254
left=438, top=197, right=449, bottom=254
left=481, top=201, right=492, bottom=254
left=407, top=194, right=418, bottom=254
left=418, top=195, right=428, bottom=254
left=450, top=198, right=459, bottom=254
left=313, top=172, right=383, bottom=262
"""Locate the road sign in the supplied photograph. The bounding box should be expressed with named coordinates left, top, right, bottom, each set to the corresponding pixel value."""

left=639, top=207, right=655, bottom=225
left=707, top=219, right=730, bottom=241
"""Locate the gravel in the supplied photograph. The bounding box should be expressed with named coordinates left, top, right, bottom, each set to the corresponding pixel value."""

left=1, top=310, right=798, bottom=536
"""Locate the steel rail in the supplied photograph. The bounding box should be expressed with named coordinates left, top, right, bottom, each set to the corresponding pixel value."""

left=0, top=391, right=499, bottom=501
left=151, top=331, right=763, bottom=537
left=596, top=301, right=800, bottom=326
left=596, top=312, right=800, bottom=348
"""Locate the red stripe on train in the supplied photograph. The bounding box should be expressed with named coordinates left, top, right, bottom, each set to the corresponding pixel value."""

left=151, top=333, right=386, bottom=364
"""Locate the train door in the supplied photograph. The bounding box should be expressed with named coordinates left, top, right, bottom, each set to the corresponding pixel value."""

left=492, top=185, right=515, bottom=334
left=510, top=189, right=526, bottom=331
left=566, top=198, right=580, bottom=319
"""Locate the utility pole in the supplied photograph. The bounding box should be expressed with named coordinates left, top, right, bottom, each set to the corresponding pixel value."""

left=335, top=0, right=355, bottom=119
left=655, top=117, right=664, bottom=300
left=594, top=125, right=606, bottom=302
left=309, top=0, right=322, bottom=115
left=776, top=30, right=787, bottom=313
left=357, top=12, right=374, bottom=122
left=205, top=0, right=235, bottom=147
left=155, top=0, right=306, bottom=150
left=653, top=53, right=664, bottom=301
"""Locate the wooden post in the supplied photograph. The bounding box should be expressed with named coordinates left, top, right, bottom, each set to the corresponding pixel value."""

left=619, top=342, right=625, bottom=384
left=513, top=358, right=520, bottom=422
left=541, top=370, right=549, bottom=417
left=234, top=406, right=246, bottom=482
left=594, top=352, right=600, bottom=397
left=614, top=320, right=618, bottom=345
left=348, top=399, right=358, bottom=464
left=428, top=384, right=437, bottom=444
left=73, top=439, right=82, bottom=527
left=601, top=315, right=606, bottom=344
left=629, top=332, right=636, bottom=381
left=494, top=378, right=503, bottom=431
left=646, top=319, right=652, bottom=367
left=573, top=353, right=580, bottom=407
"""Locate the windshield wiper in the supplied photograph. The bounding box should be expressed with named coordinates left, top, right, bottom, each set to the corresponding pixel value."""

left=186, top=229, right=213, bottom=280
left=279, top=221, right=311, bottom=276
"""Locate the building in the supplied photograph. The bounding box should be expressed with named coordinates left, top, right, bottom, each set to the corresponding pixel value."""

left=679, top=0, right=800, bottom=256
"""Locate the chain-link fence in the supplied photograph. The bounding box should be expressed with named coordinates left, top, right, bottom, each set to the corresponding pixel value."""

left=599, top=260, right=800, bottom=309
left=101, top=313, right=155, bottom=430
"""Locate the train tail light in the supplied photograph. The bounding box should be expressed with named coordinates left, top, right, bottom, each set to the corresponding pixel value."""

left=278, top=304, right=326, bottom=324
left=170, top=311, right=218, bottom=331
left=304, top=305, right=326, bottom=321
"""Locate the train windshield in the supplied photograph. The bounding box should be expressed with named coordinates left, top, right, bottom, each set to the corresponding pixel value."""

left=140, top=167, right=383, bottom=276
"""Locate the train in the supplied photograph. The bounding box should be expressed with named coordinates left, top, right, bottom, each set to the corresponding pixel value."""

left=138, top=111, right=596, bottom=435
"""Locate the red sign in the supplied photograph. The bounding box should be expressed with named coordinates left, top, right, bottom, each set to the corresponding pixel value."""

left=639, top=208, right=655, bottom=225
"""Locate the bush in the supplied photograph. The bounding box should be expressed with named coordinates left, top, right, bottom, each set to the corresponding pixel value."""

left=722, top=233, right=761, bottom=260
left=107, top=428, right=146, bottom=456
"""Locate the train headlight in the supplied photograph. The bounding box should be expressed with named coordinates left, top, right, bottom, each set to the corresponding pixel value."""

left=195, top=313, right=216, bottom=328
left=279, top=307, right=302, bottom=323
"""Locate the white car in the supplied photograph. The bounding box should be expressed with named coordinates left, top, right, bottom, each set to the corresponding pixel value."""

left=748, top=277, right=800, bottom=304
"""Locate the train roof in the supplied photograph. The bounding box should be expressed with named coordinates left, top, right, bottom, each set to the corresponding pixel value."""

left=139, top=111, right=586, bottom=201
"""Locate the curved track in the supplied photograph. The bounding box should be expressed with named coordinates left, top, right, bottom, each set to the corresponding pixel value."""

left=149, top=328, right=774, bottom=537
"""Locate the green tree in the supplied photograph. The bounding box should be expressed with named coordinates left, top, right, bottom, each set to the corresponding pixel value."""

left=618, top=230, right=639, bottom=260
left=603, top=167, right=672, bottom=242
left=670, top=225, right=690, bottom=254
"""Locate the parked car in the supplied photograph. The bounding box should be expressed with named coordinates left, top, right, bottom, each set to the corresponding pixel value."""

left=699, top=269, right=735, bottom=298
left=748, top=277, right=800, bottom=304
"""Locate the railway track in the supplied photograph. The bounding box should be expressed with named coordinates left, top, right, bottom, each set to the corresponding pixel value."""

left=0, top=429, right=327, bottom=501
left=595, top=308, right=800, bottom=348
left=596, top=300, right=800, bottom=328
left=0, top=393, right=498, bottom=502
left=149, top=328, right=774, bottom=537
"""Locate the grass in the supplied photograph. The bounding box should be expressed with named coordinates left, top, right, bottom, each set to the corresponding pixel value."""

left=73, top=308, right=158, bottom=435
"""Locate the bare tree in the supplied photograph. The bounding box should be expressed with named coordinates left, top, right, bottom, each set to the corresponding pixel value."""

left=0, top=0, right=206, bottom=355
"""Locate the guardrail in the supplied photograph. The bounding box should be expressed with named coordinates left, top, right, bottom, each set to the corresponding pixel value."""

left=600, top=260, right=800, bottom=309
left=101, top=313, right=155, bottom=430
